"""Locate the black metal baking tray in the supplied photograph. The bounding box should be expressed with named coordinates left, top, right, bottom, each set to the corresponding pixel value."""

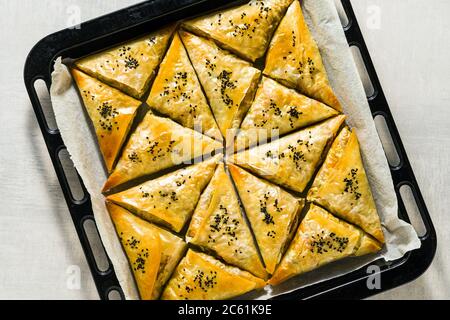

left=24, top=0, right=436, bottom=300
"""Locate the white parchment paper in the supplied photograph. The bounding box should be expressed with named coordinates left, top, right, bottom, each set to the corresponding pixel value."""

left=50, top=0, right=420, bottom=300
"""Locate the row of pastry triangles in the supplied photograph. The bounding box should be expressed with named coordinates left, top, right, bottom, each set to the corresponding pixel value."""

left=76, top=1, right=340, bottom=110
left=184, top=0, right=341, bottom=110
left=72, top=1, right=343, bottom=177
left=107, top=164, right=381, bottom=299
left=232, top=118, right=384, bottom=242
left=74, top=57, right=340, bottom=192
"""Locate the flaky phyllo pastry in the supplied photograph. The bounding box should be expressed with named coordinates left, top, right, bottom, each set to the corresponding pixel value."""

left=264, top=1, right=342, bottom=111
left=184, top=0, right=293, bottom=62
left=71, top=0, right=385, bottom=300
left=107, top=155, right=221, bottom=233
left=307, top=127, right=385, bottom=243
left=76, top=25, right=176, bottom=99
left=147, top=33, right=222, bottom=141
left=269, top=204, right=381, bottom=285
left=107, top=202, right=187, bottom=299
left=231, top=115, right=346, bottom=193
left=186, top=163, right=267, bottom=279
left=102, top=112, right=222, bottom=192
left=71, top=69, right=141, bottom=172
left=180, top=31, right=261, bottom=139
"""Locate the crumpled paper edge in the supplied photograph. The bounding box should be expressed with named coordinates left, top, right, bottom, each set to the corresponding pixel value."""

left=49, top=0, right=420, bottom=300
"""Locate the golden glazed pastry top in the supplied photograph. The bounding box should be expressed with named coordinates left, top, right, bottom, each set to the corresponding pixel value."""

left=76, top=24, right=176, bottom=99
left=228, top=164, right=304, bottom=274
left=269, top=204, right=381, bottom=285
left=184, top=0, right=293, bottom=62
left=232, top=115, right=346, bottom=193
left=235, top=76, right=338, bottom=150
left=186, top=163, right=267, bottom=279
left=103, top=112, right=222, bottom=192
left=180, top=30, right=261, bottom=139
left=71, top=68, right=141, bottom=172
left=161, top=250, right=265, bottom=300
left=308, top=127, right=385, bottom=243
left=147, top=33, right=222, bottom=141
left=264, top=1, right=342, bottom=111
left=107, top=155, right=221, bottom=233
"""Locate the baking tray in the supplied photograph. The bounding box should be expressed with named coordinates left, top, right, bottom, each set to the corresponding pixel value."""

left=24, top=0, right=436, bottom=300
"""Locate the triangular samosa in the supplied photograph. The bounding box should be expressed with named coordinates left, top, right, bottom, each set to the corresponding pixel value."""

left=186, top=163, right=267, bottom=279
left=264, top=1, right=341, bottom=111
left=107, top=155, right=221, bottom=232
left=308, top=127, right=384, bottom=242
left=231, top=115, right=345, bottom=193
left=147, top=33, right=222, bottom=141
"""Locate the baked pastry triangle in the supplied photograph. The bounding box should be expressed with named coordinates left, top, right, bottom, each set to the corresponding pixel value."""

left=307, top=127, right=384, bottom=242
left=71, top=69, right=141, bottom=172
left=106, top=155, right=222, bottom=233
left=183, top=0, right=293, bottom=62
left=107, top=202, right=187, bottom=299
left=264, top=1, right=342, bottom=111
left=161, top=249, right=265, bottom=300
left=147, top=33, right=222, bottom=141
left=103, top=112, right=223, bottom=192
left=269, top=204, right=382, bottom=285
left=76, top=24, right=175, bottom=99
left=228, top=164, right=305, bottom=274
left=186, top=163, right=267, bottom=279
left=180, top=31, right=261, bottom=139
left=231, top=115, right=346, bottom=193
left=235, top=76, right=339, bottom=150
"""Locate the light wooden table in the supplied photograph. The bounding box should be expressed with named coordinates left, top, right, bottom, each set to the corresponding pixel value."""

left=0, top=0, right=448, bottom=299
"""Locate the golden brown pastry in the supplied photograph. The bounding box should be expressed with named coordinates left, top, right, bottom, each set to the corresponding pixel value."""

left=161, top=249, right=265, bottom=300
left=228, top=164, right=304, bottom=274
left=235, top=77, right=339, bottom=150
left=183, top=0, right=293, bottom=62
left=106, top=155, right=221, bottom=233
left=307, top=127, right=385, bottom=242
left=264, top=1, right=342, bottom=111
left=180, top=31, right=261, bottom=139
left=107, top=202, right=187, bottom=299
left=147, top=33, right=222, bottom=141
left=103, top=112, right=223, bottom=192
left=76, top=24, right=175, bottom=99
left=231, top=115, right=346, bottom=193
left=71, top=69, right=141, bottom=172
left=186, top=163, right=267, bottom=279
left=269, top=204, right=382, bottom=286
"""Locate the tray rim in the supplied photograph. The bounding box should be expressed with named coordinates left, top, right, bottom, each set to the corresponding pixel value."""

left=23, top=0, right=437, bottom=300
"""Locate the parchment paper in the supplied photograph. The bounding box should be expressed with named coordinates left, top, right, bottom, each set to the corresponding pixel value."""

left=50, top=0, right=421, bottom=300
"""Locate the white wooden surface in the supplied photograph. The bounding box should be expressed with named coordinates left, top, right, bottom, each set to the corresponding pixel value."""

left=0, top=0, right=448, bottom=299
